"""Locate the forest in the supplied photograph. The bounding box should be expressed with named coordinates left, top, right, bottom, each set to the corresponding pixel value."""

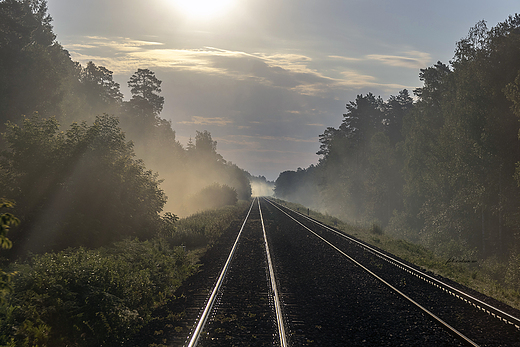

left=275, top=16, right=520, bottom=265
left=0, top=0, right=254, bottom=255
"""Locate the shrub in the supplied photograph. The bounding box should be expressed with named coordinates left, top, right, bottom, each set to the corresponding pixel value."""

left=2, top=239, right=196, bottom=346
left=370, top=223, right=383, bottom=235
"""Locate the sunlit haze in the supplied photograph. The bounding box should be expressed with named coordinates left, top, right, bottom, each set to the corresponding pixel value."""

left=46, top=0, right=519, bottom=180
left=170, top=0, right=236, bottom=20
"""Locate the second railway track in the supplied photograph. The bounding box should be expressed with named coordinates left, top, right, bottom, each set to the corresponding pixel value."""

left=181, top=197, right=520, bottom=346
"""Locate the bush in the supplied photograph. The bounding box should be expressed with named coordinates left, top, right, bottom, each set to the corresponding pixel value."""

left=505, top=252, right=520, bottom=289
left=370, top=223, right=383, bottom=235
left=1, top=239, right=196, bottom=346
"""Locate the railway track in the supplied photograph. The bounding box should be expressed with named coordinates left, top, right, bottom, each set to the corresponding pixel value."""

left=182, top=197, right=520, bottom=346
left=185, top=198, right=286, bottom=346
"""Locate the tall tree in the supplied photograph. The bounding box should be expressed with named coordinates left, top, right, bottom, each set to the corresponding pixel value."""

left=0, top=0, right=73, bottom=127
left=80, top=61, right=123, bottom=108
left=127, top=68, right=164, bottom=117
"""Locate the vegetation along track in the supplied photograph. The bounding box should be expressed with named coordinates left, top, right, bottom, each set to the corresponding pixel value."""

left=182, top=197, right=520, bottom=346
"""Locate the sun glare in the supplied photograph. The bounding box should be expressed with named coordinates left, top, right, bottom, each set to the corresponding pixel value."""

left=172, top=0, right=236, bottom=20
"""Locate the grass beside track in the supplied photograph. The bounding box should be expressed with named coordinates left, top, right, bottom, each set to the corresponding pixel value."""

left=271, top=198, right=520, bottom=312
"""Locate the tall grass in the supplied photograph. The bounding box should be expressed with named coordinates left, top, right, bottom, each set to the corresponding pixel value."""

left=169, top=201, right=250, bottom=249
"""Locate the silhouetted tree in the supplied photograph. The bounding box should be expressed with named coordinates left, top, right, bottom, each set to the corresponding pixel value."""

left=79, top=61, right=123, bottom=111
left=127, top=68, right=164, bottom=116
left=0, top=0, right=73, bottom=128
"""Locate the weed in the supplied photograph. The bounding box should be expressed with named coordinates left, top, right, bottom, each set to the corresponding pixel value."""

left=370, top=223, right=384, bottom=235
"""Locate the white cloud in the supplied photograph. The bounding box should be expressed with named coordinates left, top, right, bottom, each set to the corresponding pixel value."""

left=328, top=55, right=363, bottom=62
left=365, top=51, right=431, bottom=69
left=62, top=36, right=386, bottom=97
left=178, top=116, right=234, bottom=126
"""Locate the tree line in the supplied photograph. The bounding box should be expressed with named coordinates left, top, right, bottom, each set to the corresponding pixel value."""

left=275, top=15, right=520, bottom=260
left=0, top=0, right=252, bottom=256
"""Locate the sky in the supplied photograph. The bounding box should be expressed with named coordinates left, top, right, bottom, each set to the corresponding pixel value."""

left=46, top=0, right=519, bottom=181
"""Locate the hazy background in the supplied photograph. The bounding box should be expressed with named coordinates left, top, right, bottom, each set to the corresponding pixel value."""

left=46, top=0, right=519, bottom=180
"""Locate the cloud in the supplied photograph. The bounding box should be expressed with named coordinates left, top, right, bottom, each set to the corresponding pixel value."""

left=337, top=70, right=409, bottom=92
left=366, top=51, right=431, bottom=69
left=329, top=55, right=363, bottom=62
left=63, top=36, right=360, bottom=96
left=253, top=135, right=318, bottom=143
left=64, top=35, right=422, bottom=101
left=329, top=51, right=431, bottom=69
left=178, top=116, right=234, bottom=126
left=219, top=134, right=318, bottom=147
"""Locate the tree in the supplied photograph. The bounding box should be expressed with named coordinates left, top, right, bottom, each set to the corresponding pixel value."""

left=0, top=0, right=73, bottom=127
left=195, top=130, right=217, bottom=156
left=383, top=89, right=413, bottom=145
left=79, top=61, right=123, bottom=111
left=187, top=183, right=238, bottom=211
left=127, top=68, right=164, bottom=117
left=340, top=93, right=385, bottom=153
left=1, top=114, right=167, bottom=255
left=395, top=16, right=520, bottom=256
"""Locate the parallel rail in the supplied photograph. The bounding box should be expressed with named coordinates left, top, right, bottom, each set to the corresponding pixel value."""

left=185, top=199, right=255, bottom=347
left=185, top=198, right=287, bottom=346
left=265, top=198, right=482, bottom=346
left=259, top=199, right=288, bottom=347
left=266, top=198, right=520, bottom=331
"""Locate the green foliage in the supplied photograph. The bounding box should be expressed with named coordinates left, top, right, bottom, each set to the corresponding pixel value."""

left=1, top=239, right=196, bottom=346
left=157, top=212, right=180, bottom=238
left=370, top=223, right=383, bottom=235
left=0, top=199, right=19, bottom=304
left=504, top=252, right=520, bottom=289
left=275, top=90, right=410, bottom=224
left=0, top=199, right=19, bottom=250
left=1, top=114, right=166, bottom=253
left=0, top=0, right=75, bottom=126
left=127, top=68, right=164, bottom=117
left=0, top=1, right=251, bottom=227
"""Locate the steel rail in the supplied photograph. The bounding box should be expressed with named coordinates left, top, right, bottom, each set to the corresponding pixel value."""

left=268, top=198, right=520, bottom=330
left=258, top=199, right=288, bottom=347
left=186, top=198, right=256, bottom=347
left=265, top=198, right=480, bottom=347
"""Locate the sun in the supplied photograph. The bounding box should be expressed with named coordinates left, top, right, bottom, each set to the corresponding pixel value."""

left=172, top=0, right=236, bottom=20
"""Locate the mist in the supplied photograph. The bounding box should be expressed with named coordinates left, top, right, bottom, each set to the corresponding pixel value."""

left=250, top=176, right=275, bottom=197
left=129, top=128, right=252, bottom=217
